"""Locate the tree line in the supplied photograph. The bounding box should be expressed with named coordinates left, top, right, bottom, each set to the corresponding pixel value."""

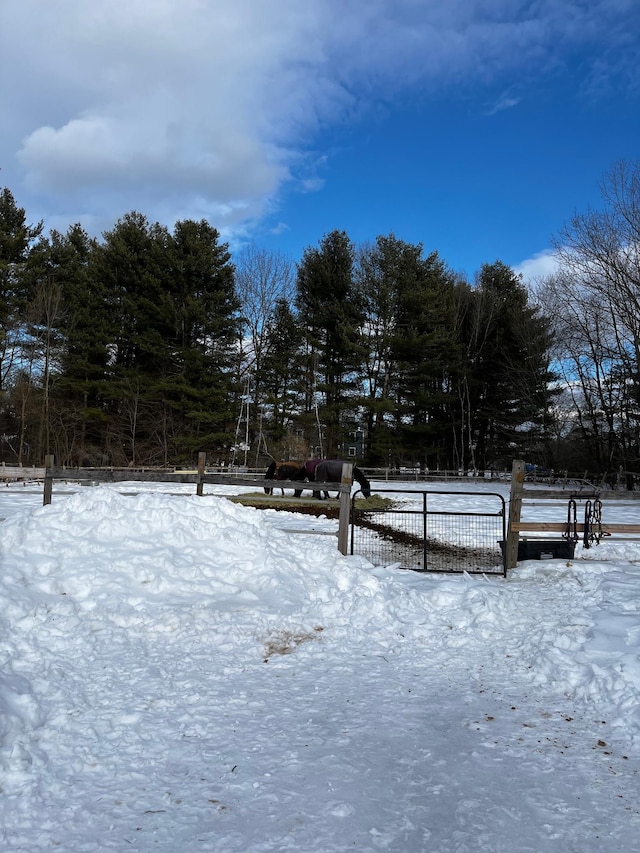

left=1, top=159, right=638, bottom=481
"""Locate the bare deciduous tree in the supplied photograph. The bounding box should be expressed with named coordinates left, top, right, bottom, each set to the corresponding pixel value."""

left=234, top=245, right=295, bottom=376
left=233, top=245, right=295, bottom=452
left=542, top=160, right=640, bottom=476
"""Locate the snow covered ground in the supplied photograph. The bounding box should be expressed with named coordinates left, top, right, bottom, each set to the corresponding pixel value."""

left=1, top=478, right=639, bottom=851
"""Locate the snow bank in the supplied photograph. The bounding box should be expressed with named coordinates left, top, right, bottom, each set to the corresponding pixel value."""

left=1, top=486, right=639, bottom=849
left=0, top=491, right=468, bottom=783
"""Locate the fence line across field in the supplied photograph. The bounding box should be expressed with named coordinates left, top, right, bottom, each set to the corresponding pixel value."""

left=40, top=454, right=355, bottom=556
left=10, top=456, right=640, bottom=570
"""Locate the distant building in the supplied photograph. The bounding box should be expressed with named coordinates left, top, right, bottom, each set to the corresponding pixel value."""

left=339, top=427, right=365, bottom=460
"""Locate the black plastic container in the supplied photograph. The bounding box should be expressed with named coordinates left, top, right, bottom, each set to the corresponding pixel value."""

left=500, top=538, right=576, bottom=561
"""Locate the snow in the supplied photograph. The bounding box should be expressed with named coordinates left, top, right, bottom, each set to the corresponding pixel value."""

left=1, top=479, right=639, bottom=851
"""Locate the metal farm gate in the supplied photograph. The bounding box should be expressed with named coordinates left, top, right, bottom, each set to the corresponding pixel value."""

left=350, top=488, right=507, bottom=575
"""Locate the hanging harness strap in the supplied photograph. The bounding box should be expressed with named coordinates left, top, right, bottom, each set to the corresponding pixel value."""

left=583, top=498, right=606, bottom=549
left=583, top=500, right=593, bottom=549
left=564, top=498, right=578, bottom=544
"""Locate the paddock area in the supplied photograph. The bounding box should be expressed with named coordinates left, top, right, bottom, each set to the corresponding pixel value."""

left=4, top=457, right=640, bottom=573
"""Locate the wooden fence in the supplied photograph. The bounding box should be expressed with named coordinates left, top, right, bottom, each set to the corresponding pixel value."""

left=38, top=454, right=355, bottom=555
left=504, top=459, right=640, bottom=569
left=1, top=463, right=46, bottom=481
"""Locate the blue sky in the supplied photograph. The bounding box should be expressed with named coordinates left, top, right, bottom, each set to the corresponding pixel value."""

left=258, top=88, right=640, bottom=280
left=1, top=0, right=639, bottom=283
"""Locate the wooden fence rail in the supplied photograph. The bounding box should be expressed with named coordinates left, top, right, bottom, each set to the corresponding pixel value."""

left=1, top=464, right=47, bottom=481
left=512, top=522, right=640, bottom=534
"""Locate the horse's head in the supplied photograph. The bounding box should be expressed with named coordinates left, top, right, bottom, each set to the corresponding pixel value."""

left=353, top=465, right=371, bottom=498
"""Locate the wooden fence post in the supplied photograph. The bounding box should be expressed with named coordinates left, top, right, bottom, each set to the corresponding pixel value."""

left=337, top=463, right=353, bottom=555
left=505, top=459, right=525, bottom=570
left=196, top=452, right=206, bottom=496
left=43, top=455, right=55, bottom=506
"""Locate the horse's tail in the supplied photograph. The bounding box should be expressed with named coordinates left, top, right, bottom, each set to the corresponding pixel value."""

left=311, top=461, right=328, bottom=499
left=264, top=461, right=277, bottom=494
left=353, top=465, right=371, bottom=498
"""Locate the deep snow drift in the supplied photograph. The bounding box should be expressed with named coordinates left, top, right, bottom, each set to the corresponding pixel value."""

left=0, top=481, right=639, bottom=851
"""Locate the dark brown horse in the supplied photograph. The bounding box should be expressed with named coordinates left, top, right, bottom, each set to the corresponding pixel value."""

left=264, top=461, right=305, bottom=495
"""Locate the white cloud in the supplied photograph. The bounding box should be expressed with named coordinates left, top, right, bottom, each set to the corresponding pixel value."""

left=515, top=249, right=560, bottom=283
left=1, top=0, right=637, bottom=237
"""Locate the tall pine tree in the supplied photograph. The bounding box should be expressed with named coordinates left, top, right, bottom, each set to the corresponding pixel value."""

left=296, top=230, right=364, bottom=457
left=461, top=261, right=556, bottom=470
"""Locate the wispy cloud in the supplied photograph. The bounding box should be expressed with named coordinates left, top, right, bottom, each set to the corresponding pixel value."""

left=486, top=92, right=522, bottom=115
left=1, top=0, right=637, bottom=237
left=270, top=222, right=291, bottom=236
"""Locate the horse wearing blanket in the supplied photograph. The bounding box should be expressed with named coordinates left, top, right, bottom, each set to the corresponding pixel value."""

left=296, top=458, right=371, bottom=499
